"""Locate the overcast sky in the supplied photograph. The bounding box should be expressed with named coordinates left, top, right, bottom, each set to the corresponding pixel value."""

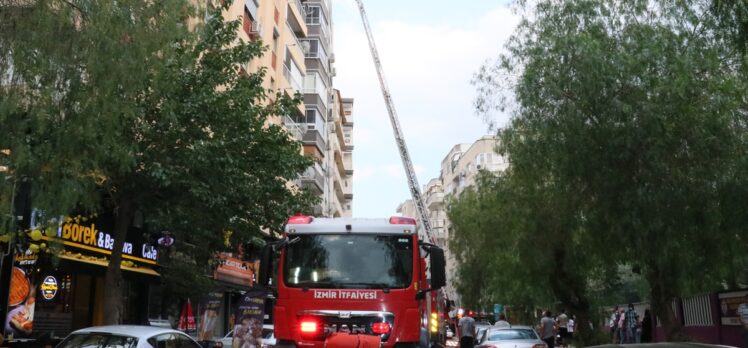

left=331, top=0, right=520, bottom=217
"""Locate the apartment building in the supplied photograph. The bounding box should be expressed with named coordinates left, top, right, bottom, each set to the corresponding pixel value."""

left=203, top=0, right=352, bottom=217
left=323, top=90, right=354, bottom=217
left=396, top=135, right=507, bottom=304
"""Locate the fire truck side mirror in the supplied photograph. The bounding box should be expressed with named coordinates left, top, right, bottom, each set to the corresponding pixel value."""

left=258, top=244, right=273, bottom=287
left=430, top=247, right=446, bottom=289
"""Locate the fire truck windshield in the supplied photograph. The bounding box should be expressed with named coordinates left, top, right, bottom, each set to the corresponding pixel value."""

left=283, top=234, right=414, bottom=289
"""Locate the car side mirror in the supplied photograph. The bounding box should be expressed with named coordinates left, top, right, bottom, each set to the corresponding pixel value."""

left=429, top=247, right=446, bottom=289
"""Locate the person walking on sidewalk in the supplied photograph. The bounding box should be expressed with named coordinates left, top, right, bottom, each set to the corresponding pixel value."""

left=539, top=311, right=557, bottom=348
left=458, top=311, right=477, bottom=348
left=567, top=315, right=576, bottom=344
left=624, top=304, right=639, bottom=344
left=556, top=309, right=569, bottom=348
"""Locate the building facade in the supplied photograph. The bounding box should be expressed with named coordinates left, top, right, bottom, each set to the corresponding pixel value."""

left=397, top=135, right=507, bottom=304
left=203, top=0, right=353, bottom=217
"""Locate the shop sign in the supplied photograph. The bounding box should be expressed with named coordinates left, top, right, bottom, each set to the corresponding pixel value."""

left=232, top=290, right=266, bottom=348
left=214, top=253, right=253, bottom=286
left=40, top=276, right=58, bottom=300
left=718, top=290, right=748, bottom=326
left=43, top=220, right=158, bottom=264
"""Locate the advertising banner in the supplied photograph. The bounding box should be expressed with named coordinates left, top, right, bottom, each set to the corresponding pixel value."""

left=4, top=251, right=38, bottom=338
left=232, top=290, right=266, bottom=348
left=198, top=292, right=224, bottom=341
left=719, top=291, right=748, bottom=326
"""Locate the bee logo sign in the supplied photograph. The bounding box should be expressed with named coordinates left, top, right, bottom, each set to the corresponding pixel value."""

left=40, top=276, right=58, bottom=300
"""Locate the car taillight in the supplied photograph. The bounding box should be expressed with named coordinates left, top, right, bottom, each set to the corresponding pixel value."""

left=288, top=215, right=314, bottom=224
left=371, top=322, right=391, bottom=334
left=389, top=216, right=416, bottom=225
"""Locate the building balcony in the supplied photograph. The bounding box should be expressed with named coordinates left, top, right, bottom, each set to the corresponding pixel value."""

left=282, top=64, right=303, bottom=94
left=426, top=192, right=445, bottom=211
left=286, top=0, right=307, bottom=37
left=342, top=177, right=353, bottom=199
left=300, top=163, right=324, bottom=194
left=343, top=126, right=353, bottom=150
left=343, top=152, right=353, bottom=175
left=282, top=116, right=307, bottom=141
left=302, top=128, right=326, bottom=154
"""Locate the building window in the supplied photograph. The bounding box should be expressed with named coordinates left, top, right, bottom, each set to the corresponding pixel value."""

left=305, top=109, right=326, bottom=134
left=243, top=9, right=252, bottom=37
left=304, top=5, right=325, bottom=25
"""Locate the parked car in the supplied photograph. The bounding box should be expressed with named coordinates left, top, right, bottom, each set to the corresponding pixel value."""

left=56, top=325, right=202, bottom=348
left=217, top=324, right=275, bottom=348
left=476, top=325, right=547, bottom=348
left=474, top=322, right=494, bottom=345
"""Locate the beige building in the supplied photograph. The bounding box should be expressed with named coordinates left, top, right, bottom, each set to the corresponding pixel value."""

left=397, top=135, right=507, bottom=304
left=202, top=0, right=352, bottom=217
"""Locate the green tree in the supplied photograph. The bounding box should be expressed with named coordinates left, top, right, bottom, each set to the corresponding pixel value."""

left=1, top=0, right=315, bottom=324
left=449, top=169, right=607, bottom=345
left=473, top=0, right=747, bottom=340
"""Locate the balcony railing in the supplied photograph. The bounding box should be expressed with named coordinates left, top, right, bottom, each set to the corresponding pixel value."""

left=287, top=23, right=307, bottom=54
left=300, top=163, right=325, bottom=193
left=283, top=64, right=303, bottom=92
left=283, top=116, right=307, bottom=141
left=291, top=0, right=306, bottom=19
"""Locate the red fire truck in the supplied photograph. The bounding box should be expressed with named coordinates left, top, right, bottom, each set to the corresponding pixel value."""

left=258, top=215, right=447, bottom=348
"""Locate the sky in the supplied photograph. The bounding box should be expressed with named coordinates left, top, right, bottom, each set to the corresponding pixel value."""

left=331, top=0, right=520, bottom=217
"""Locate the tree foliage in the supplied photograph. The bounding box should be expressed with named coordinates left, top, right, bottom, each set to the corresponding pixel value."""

left=460, top=0, right=748, bottom=342
left=1, top=0, right=316, bottom=323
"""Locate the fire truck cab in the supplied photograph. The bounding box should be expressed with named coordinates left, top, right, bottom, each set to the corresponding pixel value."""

left=258, top=216, right=447, bottom=348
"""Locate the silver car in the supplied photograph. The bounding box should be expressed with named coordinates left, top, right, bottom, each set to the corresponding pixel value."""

left=476, top=326, right=547, bottom=348
left=56, top=325, right=202, bottom=348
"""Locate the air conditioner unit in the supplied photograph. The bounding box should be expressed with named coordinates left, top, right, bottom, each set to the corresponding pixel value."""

left=331, top=67, right=337, bottom=77
left=251, top=21, right=262, bottom=34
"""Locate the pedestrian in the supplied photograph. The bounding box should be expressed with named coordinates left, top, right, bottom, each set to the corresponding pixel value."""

left=738, top=302, right=748, bottom=348
left=538, top=311, right=557, bottom=348
left=567, top=315, right=575, bottom=344
left=494, top=314, right=511, bottom=328
left=617, top=308, right=626, bottom=344
left=609, top=306, right=619, bottom=343
left=457, top=311, right=477, bottom=348
left=640, top=309, right=652, bottom=343
left=556, top=309, right=569, bottom=348
left=625, top=304, right=639, bottom=344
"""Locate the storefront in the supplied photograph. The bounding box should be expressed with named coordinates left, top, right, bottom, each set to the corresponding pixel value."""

left=3, top=213, right=160, bottom=343
left=195, top=253, right=256, bottom=341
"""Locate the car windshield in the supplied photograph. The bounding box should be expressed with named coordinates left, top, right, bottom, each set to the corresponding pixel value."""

left=486, top=329, right=538, bottom=341
left=283, top=234, right=413, bottom=289
left=57, top=333, right=138, bottom=348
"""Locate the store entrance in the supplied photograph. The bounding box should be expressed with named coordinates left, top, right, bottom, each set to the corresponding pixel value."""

left=70, top=274, right=105, bottom=330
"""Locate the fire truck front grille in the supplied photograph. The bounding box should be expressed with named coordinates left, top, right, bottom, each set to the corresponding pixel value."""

left=298, top=310, right=395, bottom=342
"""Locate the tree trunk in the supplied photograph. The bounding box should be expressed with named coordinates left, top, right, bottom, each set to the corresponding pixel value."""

left=647, top=268, right=687, bottom=341
left=103, top=196, right=135, bottom=325
left=549, top=247, right=598, bottom=346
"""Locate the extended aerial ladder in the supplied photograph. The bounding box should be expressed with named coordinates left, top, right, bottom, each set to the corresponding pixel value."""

left=353, top=0, right=436, bottom=247
left=354, top=3, right=451, bottom=345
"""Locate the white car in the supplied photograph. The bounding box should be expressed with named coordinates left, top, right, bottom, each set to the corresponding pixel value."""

left=218, top=324, right=275, bottom=348
left=476, top=326, right=548, bottom=348
left=56, top=325, right=202, bottom=348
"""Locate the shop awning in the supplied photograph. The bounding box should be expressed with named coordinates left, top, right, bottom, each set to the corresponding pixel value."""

left=59, top=254, right=160, bottom=277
